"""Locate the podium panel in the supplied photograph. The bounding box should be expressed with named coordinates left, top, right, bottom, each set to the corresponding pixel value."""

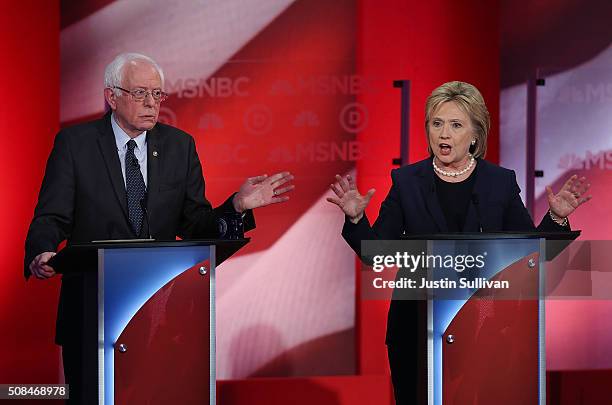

left=48, top=239, right=248, bottom=404
left=441, top=255, right=540, bottom=404
left=99, top=245, right=215, bottom=405
left=428, top=238, right=544, bottom=405
left=361, top=234, right=568, bottom=405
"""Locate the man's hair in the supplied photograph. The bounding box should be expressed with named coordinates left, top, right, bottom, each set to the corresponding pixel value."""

left=424, top=81, right=490, bottom=158
left=104, top=53, right=165, bottom=96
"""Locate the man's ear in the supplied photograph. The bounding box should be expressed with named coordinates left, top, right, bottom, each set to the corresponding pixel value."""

left=104, top=88, right=117, bottom=110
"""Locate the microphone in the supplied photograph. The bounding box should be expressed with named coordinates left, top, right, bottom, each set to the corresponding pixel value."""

left=472, top=194, right=483, bottom=232
left=139, top=192, right=153, bottom=240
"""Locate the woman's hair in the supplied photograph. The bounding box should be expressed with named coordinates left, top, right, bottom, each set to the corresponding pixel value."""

left=424, top=81, right=490, bottom=158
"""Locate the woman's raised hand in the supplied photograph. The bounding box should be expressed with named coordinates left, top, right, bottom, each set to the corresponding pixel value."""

left=546, top=174, right=592, bottom=220
left=327, top=174, right=375, bottom=223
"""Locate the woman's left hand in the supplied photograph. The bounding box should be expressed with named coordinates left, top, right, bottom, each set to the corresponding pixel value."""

left=546, top=175, right=592, bottom=219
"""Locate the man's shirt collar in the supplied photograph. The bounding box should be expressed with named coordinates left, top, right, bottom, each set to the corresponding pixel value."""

left=111, top=113, right=147, bottom=151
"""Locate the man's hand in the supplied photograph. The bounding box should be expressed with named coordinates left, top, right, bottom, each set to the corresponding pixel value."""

left=233, top=172, right=295, bottom=212
left=29, top=252, right=57, bottom=279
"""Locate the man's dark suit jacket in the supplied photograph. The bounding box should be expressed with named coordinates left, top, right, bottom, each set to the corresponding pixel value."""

left=342, top=157, right=568, bottom=344
left=25, top=112, right=254, bottom=344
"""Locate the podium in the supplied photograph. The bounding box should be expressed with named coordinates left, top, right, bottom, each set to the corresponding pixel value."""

left=363, top=232, right=579, bottom=405
left=49, top=239, right=248, bottom=405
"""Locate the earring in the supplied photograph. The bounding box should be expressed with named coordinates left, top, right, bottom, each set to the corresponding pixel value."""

left=471, top=139, right=476, bottom=145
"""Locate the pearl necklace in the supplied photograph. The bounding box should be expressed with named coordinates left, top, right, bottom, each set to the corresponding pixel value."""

left=433, top=155, right=475, bottom=178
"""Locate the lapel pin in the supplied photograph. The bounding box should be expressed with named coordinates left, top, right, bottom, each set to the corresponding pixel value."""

left=153, top=151, right=158, bottom=157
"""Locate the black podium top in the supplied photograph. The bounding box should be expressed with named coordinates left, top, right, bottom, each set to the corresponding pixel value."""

left=400, top=231, right=580, bottom=240
left=399, top=231, right=580, bottom=261
left=48, top=238, right=249, bottom=274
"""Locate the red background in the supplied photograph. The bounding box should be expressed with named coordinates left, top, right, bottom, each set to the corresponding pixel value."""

left=2, top=0, right=610, bottom=404
left=0, top=0, right=61, bottom=385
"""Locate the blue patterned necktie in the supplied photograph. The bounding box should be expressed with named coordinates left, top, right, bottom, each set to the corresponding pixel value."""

left=125, top=139, right=146, bottom=236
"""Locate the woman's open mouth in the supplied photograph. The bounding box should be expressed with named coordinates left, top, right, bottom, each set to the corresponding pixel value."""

left=439, top=143, right=452, bottom=156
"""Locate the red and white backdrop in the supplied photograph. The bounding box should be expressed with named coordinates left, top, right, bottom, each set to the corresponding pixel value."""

left=57, top=0, right=500, bottom=383
left=499, top=0, right=612, bottom=373
left=6, top=0, right=612, bottom=402
left=61, top=0, right=363, bottom=379
left=2, top=1, right=501, bottom=399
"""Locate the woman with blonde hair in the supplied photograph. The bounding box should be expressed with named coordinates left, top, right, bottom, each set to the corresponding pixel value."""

left=328, top=81, right=591, bottom=404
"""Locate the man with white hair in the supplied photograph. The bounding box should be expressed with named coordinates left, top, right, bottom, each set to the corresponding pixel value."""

left=24, top=53, right=293, bottom=403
